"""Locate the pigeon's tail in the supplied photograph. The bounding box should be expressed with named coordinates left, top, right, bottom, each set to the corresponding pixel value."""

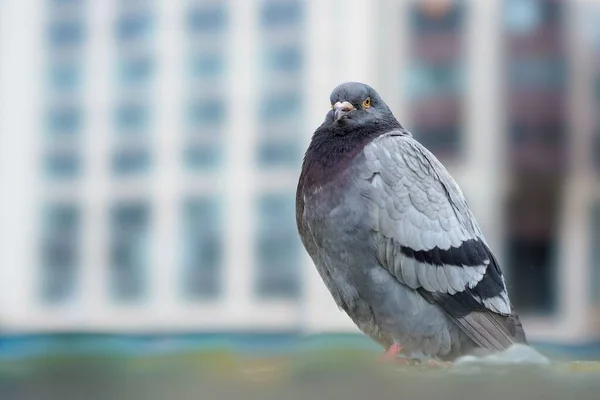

left=450, top=306, right=528, bottom=354
left=505, top=305, right=528, bottom=344
left=422, top=289, right=528, bottom=353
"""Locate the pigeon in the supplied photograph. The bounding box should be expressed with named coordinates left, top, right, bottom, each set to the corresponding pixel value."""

left=296, top=82, right=527, bottom=362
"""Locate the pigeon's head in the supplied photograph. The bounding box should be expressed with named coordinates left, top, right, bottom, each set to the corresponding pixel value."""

left=324, top=82, right=400, bottom=135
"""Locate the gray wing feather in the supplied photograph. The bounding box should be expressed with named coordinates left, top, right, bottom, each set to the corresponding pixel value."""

left=362, top=131, right=511, bottom=315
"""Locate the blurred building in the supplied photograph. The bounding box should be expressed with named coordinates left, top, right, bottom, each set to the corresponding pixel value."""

left=1, top=0, right=600, bottom=345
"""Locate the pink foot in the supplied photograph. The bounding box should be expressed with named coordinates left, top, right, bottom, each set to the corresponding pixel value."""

left=379, top=343, right=410, bottom=364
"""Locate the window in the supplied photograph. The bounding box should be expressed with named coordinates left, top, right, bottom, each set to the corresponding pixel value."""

left=48, top=19, right=84, bottom=48
left=263, top=46, right=302, bottom=73
left=110, top=202, right=150, bottom=302
left=255, top=194, right=300, bottom=299
left=181, top=198, right=222, bottom=299
left=40, top=203, right=79, bottom=303
left=257, top=1, right=304, bottom=170
left=594, top=64, right=600, bottom=172
left=504, top=175, right=561, bottom=315
left=257, top=139, right=300, bottom=168
left=256, top=91, right=302, bottom=167
left=590, top=203, right=600, bottom=305
left=118, top=55, right=154, bottom=86
left=507, top=237, right=557, bottom=312
left=405, top=0, right=466, bottom=160
left=258, top=2, right=304, bottom=82
left=594, top=75, right=600, bottom=103
left=506, top=236, right=557, bottom=314
left=113, top=2, right=154, bottom=170
left=115, top=102, right=149, bottom=133
left=405, top=62, right=464, bottom=100
left=48, top=63, right=82, bottom=92
left=504, top=0, right=561, bottom=34
left=44, top=149, right=81, bottom=180
left=47, top=105, right=83, bottom=137
left=185, top=2, right=228, bottom=174
left=116, top=10, right=153, bottom=42
left=508, top=57, right=566, bottom=90
left=412, top=126, right=460, bottom=158
left=260, top=0, right=302, bottom=28
left=50, top=0, right=83, bottom=5
left=188, top=3, right=227, bottom=34
left=260, top=92, right=301, bottom=121
left=410, top=0, right=464, bottom=33
left=502, top=0, right=566, bottom=317
left=42, top=6, right=85, bottom=189
left=184, top=143, right=221, bottom=171
left=189, top=98, right=225, bottom=127
left=504, top=0, right=541, bottom=34
left=595, top=131, right=600, bottom=175
left=112, top=146, right=150, bottom=176
left=540, top=124, right=565, bottom=147
left=510, top=123, right=528, bottom=145
left=189, top=53, right=225, bottom=80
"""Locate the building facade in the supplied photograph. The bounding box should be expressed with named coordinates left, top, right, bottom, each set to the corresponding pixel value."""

left=1, top=0, right=600, bottom=344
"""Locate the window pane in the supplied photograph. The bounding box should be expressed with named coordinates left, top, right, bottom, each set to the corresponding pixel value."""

left=189, top=52, right=225, bottom=79
left=48, top=19, right=85, bottom=47
left=188, top=99, right=226, bottom=126
left=504, top=0, right=560, bottom=34
left=260, top=0, right=302, bottom=28
left=113, top=1, right=155, bottom=151
left=50, top=0, right=83, bottom=5
left=47, top=105, right=83, bottom=137
left=405, top=63, right=464, bottom=100
left=508, top=57, right=566, bottom=89
left=502, top=0, right=566, bottom=317
left=188, top=3, right=227, bottom=34
left=118, top=55, right=154, bottom=86
left=263, top=46, right=302, bottom=73
left=184, top=143, right=221, bottom=171
left=255, top=194, right=300, bottom=299
left=110, top=202, right=150, bottom=302
left=257, top=139, right=300, bottom=167
left=181, top=198, right=222, bottom=299
left=185, top=2, right=228, bottom=174
left=590, top=203, right=600, bottom=306
left=112, top=146, right=151, bottom=176
left=410, top=0, right=464, bottom=33
left=40, top=203, right=79, bottom=303
left=412, top=126, right=460, bottom=159
left=116, top=10, right=153, bottom=42
left=48, top=63, right=82, bottom=92
left=257, top=1, right=304, bottom=171
left=405, top=0, right=466, bottom=161
left=115, top=102, right=150, bottom=133
left=506, top=236, right=557, bottom=313
left=44, top=149, right=81, bottom=180
left=259, top=92, right=301, bottom=121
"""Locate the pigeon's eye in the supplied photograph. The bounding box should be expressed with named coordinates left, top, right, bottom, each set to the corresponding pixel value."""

left=362, top=97, right=371, bottom=108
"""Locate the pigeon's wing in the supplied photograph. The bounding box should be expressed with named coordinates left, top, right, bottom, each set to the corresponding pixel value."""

left=361, top=131, right=527, bottom=351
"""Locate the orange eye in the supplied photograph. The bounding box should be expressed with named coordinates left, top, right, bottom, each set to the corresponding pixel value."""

left=362, top=97, right=371, bottom=108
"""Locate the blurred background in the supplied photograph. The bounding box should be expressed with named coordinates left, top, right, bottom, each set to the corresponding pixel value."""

left=2, top=0, right=600, bottom=364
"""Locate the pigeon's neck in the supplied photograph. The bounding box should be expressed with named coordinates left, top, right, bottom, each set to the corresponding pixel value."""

left=299, top=127, right=378, bottom=192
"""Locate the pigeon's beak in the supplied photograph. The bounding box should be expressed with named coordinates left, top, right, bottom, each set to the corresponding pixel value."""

left=333, top=101, right=355, bottom=121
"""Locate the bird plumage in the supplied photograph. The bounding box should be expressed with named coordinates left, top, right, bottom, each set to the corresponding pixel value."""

left=296, top=82, right=527, bottom=360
